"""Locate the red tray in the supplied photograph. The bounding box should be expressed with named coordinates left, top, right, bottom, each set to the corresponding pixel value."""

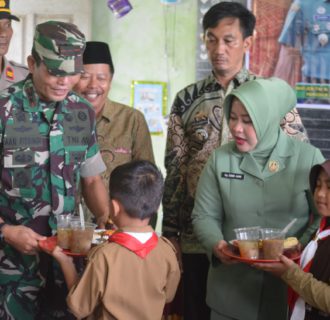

left=222, top=244, right=301, bottom=264
left=39, top=236, right=87, bottom=257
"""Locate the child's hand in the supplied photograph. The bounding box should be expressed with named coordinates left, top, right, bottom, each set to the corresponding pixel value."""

left=38, top=236, right=57, bottom=254
left=252, top=254, right=294, bottom=277
left=39, top=238, right=73, bottom=263
left=279, top=254, right=295, bottom=268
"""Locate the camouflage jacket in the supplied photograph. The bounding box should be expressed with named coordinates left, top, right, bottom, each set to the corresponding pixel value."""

left=0, top=76, right=100, bottom=234
left=162, top=69, right=309, bottom=254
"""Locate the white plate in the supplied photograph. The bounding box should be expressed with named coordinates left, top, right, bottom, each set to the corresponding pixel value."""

left=92, top=229, right=107, bottom=244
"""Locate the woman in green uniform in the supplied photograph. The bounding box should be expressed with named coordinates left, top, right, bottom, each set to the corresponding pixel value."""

left=192, top=77, right=324, bottom=320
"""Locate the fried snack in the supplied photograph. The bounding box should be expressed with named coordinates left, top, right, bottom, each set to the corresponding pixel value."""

left=102, top=229, right=115, bottom=237
left=284, top=237, right=298, bottom=249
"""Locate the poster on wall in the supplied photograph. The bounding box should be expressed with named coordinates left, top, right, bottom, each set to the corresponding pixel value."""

left=130, top=81, right=167, bottom=135
left=248, top=0, right=330, bottom=109
left=197, top=0, right=330, bottom=108
left=248, top=0, right=330, bottom=158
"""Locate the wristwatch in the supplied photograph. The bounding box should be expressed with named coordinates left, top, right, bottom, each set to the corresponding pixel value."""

left=0, top=222, right=6, bottom=242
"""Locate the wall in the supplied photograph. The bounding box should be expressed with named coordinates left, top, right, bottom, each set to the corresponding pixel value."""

left=91, top=0, right=197, bottom=110
left=91, top=0, right=198, bottom=230
left=91, top=0, right=198, bottom=167
left=10, top=0, right=91, bottom=64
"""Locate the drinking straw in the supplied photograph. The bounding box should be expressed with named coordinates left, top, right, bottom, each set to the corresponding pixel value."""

left=280, top=218, right=297, bottom=237
left=79, top=204, right=85, bottom=229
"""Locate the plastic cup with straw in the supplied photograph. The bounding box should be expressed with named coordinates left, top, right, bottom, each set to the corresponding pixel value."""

left=69, top=204, right=96, bottom=254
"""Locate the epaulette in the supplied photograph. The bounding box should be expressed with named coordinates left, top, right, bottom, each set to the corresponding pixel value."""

left=8, top=60, right=28, bottom=70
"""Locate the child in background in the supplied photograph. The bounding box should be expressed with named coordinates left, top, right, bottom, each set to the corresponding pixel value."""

left=255, top=159, right=330, bottom=319
left=49, top=160, right=180, bottom=320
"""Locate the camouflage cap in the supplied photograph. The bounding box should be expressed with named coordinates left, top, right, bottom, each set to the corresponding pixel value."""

left=32, top=20, right=86, bottom=76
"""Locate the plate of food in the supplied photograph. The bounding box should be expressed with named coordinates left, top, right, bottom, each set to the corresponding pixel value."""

left=92, top=229, right=115, bottom=245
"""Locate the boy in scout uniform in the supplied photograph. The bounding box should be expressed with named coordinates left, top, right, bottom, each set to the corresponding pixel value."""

left=0, top=0, right=28, bottom=91
left=0, top=21, right=109, bottom=319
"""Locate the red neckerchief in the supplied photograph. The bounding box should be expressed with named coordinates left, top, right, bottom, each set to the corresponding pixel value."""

left=288, top=217, right=330, bottom=311
left=109, top=231, right=158, bottom=258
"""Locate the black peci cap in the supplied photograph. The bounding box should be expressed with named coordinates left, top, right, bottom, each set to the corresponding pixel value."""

left=0, top=0, right=19, bottom=21
left=83, top=41, right=115, bottom=74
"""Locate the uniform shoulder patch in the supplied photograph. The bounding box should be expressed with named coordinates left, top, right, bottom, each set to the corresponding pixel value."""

left=9, top=60, right=28, bottom=70
left=5, top=66, right=14, bottom=80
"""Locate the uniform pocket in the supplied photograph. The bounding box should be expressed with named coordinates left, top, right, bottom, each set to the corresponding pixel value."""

left=63, top=147, right=86, bottom=197
left=2, top=149, right=36, bottom=198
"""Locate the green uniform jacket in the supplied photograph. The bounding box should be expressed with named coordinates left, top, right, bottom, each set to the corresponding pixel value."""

left=192, top=135, right=324, bottom=320
left=193, top=78, right=324, bottom=320
left=162, top=70, right=308, bottom=253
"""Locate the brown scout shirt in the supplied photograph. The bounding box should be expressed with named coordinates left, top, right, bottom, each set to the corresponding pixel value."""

left=67, top=227, right=180, bottom=320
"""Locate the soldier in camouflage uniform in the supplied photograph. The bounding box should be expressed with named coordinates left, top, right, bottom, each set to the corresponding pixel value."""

left=0, top=21, right=110, bottom=320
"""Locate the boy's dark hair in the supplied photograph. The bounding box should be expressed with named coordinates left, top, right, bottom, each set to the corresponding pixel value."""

left=109, top=160, right=164, bottom=220
left=203, top=1, right=256, bottom=39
